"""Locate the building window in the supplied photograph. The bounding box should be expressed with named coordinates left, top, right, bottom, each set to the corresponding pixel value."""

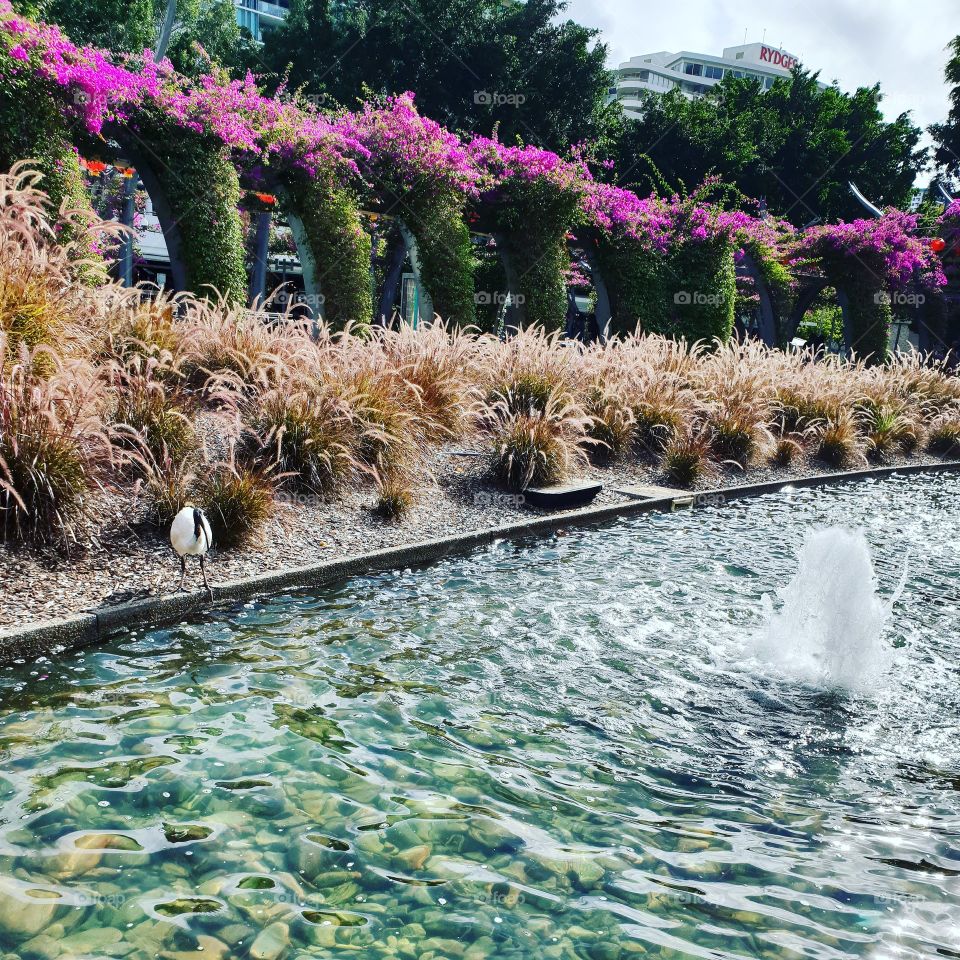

left=684, top=62, right=703, bottom=76
left=704, top=65, right=723, bottom=80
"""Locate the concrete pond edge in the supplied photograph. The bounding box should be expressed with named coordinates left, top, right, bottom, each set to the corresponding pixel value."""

left=3, top=459, right=959, bottom=662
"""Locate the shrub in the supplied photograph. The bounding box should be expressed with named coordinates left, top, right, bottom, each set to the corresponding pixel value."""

left=487, top=389, right=592, bottom=491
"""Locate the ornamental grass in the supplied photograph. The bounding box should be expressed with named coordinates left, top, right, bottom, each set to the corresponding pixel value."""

left=1, top=167, right=960, bottom=551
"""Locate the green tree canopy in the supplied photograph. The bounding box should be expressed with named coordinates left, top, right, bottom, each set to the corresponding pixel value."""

left=263, top=0, right=617, bottom=152
left=931, top=35, right=960, bottom=183
left=612, top=69, right=925, bottom=226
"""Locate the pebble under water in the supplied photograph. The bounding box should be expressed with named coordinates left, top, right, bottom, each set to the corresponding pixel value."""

left=1, top=471, right=959, bottom=959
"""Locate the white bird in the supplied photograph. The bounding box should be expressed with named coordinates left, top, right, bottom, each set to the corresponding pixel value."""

left=170, top=506, right=213, bottom=597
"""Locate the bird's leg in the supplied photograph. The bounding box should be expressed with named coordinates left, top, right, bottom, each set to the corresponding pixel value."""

left=199, top=555, right=212, bottom=601
left=178, top=555, right=186, bottom=592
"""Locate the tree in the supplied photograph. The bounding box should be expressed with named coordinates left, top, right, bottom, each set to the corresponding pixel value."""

left=931, top=36, right=960, bottom=184
left=613, top=69, right=925, bottom=226
left=263, top=0, right=616, bottom=152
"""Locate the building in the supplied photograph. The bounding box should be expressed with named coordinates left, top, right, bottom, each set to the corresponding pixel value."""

left=611, top=42, right=803, bottom=119
left=234, top=0, right=289, bottom=42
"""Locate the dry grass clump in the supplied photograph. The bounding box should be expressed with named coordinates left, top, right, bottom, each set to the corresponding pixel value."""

left=247, top=378, right=358, bottom=495
left=928, top=409, right=960, bottom=457
left=107, top=355, right=197, bottom=464
left=0, top=338, right=114, bottom=545
left=482, top=326, right=578, bottom=415
left=100, top=292, right=183, bottom=364
left=487, top=388, right=593, bottom=491
left=662, top=422, right=714, bottom=487
left=193, top=456, right=275, bottom=550
left=816, top=409, right=868, bottom=468
left=696, top=341, right=775, bottom=468
left=177, top=297, right=314, bottom=392
left=373, top=320, right=480, bottom=438
left=373, top=466, right=415, bottom=521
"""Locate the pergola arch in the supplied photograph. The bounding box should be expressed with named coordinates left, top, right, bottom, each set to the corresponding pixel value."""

left=735, top=250, right=778, bottom=346
left=786, top=276, right=853, bottom=352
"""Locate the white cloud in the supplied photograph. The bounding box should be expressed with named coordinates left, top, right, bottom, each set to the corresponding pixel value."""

left=565, top=0, right=954, bottom=138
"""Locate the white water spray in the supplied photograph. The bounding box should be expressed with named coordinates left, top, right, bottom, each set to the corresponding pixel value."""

left=750, top=528, right=905, bottom=690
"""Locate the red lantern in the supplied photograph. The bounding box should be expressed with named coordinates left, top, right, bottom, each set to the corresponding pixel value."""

left=930, top=237, right=946, bottom=253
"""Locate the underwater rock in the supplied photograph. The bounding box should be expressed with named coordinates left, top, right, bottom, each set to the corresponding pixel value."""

left=18, top=933, right=61, bottom=959
left=397, top=844, right=431, bottom=871
left=162, top=823, right=213, bottom=844
left=0, top=892, right=60, bottom=937
left=250, top=921, right=289, bottom=960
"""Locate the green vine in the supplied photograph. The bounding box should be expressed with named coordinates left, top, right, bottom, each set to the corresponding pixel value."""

left=818, top=252, right=890, bottom=363
left=282, top=172, right=372, bottom=330
left=598, top=235, right=737, bottom=343
left=493, top=179, right=578, bottom=331
left=401, top=188, right=475, bottom=327
left=0, top=57, right=98, bottom=267
left=135, top=112, right=247, bottom=303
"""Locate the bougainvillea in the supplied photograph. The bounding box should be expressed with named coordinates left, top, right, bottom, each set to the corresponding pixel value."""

left=0, top=1, right=948, bottom=341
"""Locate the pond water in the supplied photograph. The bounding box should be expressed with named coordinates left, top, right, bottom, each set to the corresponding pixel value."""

left=1, top=472, right=959, bottom=959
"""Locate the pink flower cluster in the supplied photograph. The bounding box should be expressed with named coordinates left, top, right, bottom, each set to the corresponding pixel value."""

left=796, top=209, right=947, bottom=289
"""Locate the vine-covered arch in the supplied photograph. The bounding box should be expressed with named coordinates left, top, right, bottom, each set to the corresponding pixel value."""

left=0, top=5, right=948, bottom=348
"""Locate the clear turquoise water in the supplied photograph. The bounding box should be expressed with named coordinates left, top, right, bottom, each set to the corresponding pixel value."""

left=1, top=472, right=959, bottom=959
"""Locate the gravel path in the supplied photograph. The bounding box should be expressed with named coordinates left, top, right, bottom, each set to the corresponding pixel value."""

left=0, top=445, right=952, bottom=632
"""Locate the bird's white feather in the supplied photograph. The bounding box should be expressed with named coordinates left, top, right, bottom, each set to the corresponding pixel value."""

left=170, top=507, right=212, bottom=557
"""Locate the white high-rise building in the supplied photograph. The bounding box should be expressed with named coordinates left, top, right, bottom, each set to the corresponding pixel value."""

left=234, top=0, right=289, bottom=42
left=611, top=42, right=805, bottom=118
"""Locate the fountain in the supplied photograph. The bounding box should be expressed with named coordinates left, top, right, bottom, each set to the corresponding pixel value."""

left=751, top=527, right=904, bottom=689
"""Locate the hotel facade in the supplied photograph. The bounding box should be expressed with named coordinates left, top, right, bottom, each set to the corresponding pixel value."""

left=610, top=42, right=804, bottom=118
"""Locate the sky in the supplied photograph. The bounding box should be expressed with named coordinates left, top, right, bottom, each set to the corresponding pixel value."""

left=565, top=0, right=955, bottom=144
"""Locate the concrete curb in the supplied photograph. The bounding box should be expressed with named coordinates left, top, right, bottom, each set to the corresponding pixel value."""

left=3, top=460, right=959, bottom=662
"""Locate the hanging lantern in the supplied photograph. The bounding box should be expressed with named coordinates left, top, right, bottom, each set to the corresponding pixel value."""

left=930, top=237, right=947, bottom=253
